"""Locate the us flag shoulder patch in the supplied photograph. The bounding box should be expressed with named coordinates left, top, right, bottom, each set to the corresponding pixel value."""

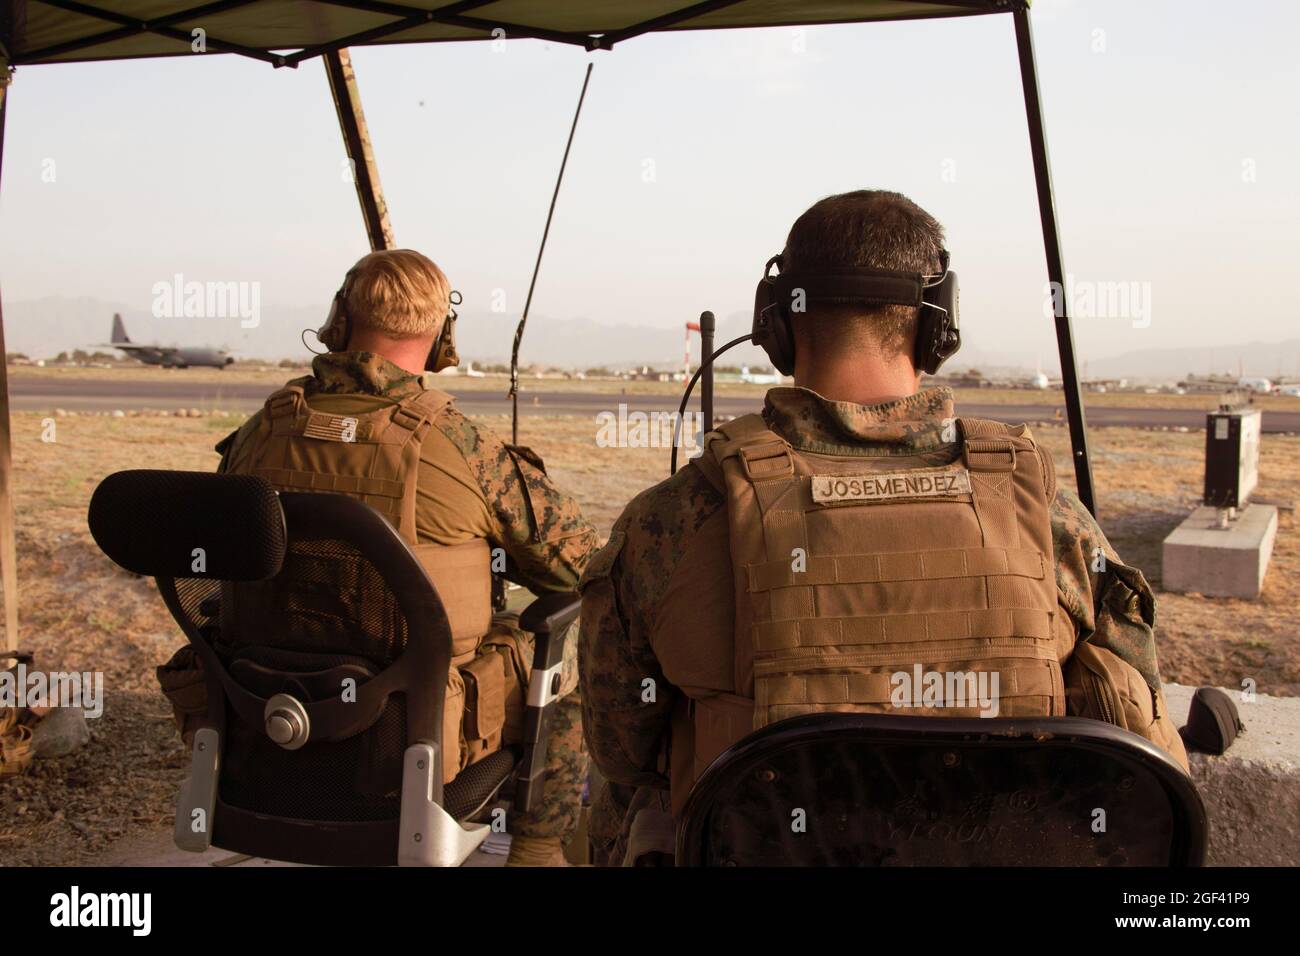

left=303, top=414, right=360, bottom=443
left=811, top=468, right=972, bottom=504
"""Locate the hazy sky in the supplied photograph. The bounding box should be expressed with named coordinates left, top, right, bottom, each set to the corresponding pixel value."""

left=1, top=0, right=1297, bottom=364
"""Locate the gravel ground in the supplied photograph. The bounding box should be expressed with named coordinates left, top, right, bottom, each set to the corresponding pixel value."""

left=1, top=411, right=1295, bottom=865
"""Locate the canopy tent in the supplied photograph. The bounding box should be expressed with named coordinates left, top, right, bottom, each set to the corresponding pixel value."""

left=5, top=1, right=1017, bottom=65
left=0, top=0, right=1096, bottom=654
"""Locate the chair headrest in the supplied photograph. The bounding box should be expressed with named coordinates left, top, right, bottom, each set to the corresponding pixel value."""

left=89, top=470, right=286, bottom=581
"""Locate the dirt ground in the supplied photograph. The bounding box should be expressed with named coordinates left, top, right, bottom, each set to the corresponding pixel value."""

left=1, top=408, right=1296, bottom=865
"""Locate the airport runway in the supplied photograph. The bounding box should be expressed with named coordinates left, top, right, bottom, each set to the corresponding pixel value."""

left=10, top=376, right=1300, bottom=432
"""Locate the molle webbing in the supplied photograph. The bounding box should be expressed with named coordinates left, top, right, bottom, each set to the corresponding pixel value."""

left=746, top=546, right=1046, bottom=592
left=686, top=412, right=1062, bottom=797
left=759, top=663, right=1061, bottom=709
left=233, top=383, right=491, bottom=656
left=252, top=385, right=451, bottom=541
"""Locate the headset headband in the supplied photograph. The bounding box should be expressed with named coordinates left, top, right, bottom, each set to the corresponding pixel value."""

left=770, top=269, right=924, bottom=311
left=753, top=249, right=958, bottom=376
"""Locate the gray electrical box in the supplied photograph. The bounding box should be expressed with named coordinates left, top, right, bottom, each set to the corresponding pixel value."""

left=1204, top=406, right=1261, bottom=508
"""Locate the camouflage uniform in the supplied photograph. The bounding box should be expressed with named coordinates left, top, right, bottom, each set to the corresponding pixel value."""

left=578, top=386, right=1182, bottom=865
left=194, top=352, right=596, bottom=842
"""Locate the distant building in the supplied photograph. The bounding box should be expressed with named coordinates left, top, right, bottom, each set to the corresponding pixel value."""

left=925, top=371, right=990, bottom=389
left=626, top=366, right=672, bottom=382
left=1178, top=373, right=1239, bottom=393
left=1083, top=378, right=1128, bottom=393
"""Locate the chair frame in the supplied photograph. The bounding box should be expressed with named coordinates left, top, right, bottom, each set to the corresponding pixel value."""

left=107, top=478, right=578, bottom=866
left=676, top=713, right=1208, bottom=868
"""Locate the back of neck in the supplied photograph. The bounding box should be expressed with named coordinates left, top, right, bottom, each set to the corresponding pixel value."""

left=792, top=355, right=921, bottom=407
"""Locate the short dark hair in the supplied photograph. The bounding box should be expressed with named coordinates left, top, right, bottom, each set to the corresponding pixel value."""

left=783, top=190, right=945, bottom=354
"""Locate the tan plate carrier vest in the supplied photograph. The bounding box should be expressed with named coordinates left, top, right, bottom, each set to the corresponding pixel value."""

left=227, top=383, right=498, bottom=782
left=676, top=414, right=1063, bottom=812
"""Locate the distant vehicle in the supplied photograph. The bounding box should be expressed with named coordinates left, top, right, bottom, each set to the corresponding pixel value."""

left=100, top=314, right=233, bottom=369
left=1237, top=376, right=1273, bottom=393
left=1278, top=385, right=1300, bottom=398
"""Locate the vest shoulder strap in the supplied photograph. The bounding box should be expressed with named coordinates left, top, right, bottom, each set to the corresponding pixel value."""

left=957, top=416, right=1056, bottom=503
left=701, top=413, right=793, bottom=481
left=386, top=385, right=454, bottom=437
left=264, top=384, right=306, bottom=422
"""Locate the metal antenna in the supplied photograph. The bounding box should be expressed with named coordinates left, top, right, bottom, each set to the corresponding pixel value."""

left=509, top=62, right=595, bottom=446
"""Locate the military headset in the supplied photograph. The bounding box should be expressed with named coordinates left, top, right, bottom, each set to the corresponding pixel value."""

left=751, top=250, right=961, bottom=376
left=316, top=265, right=463, bottom=372
left=669, top=250, right=962, bottom=475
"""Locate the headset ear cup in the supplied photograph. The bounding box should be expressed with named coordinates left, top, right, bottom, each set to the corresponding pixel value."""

left=320, top=270, right=359, bottom=352
left=914, top=311, right=962, bottom=375
left=915, top=266, right=960, bottom=375
left=318, top=300, right=347, bottom=352
left=771, top=308, right=795, bottom=375
left=752, top=277, right=795, bottom=376
left=428, top=314, right=459, bottom=372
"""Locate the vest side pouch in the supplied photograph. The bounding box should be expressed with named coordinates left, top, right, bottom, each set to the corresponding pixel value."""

left=1064, top=641, right=1191, bottom=771
left=1065, top=640, right=1157, bottom=734
left=156, top=644, right=208, bottom=747
left=689, top=693, right=756, bottom=807
left=480, top=620, right=531, bottom=746
left=443, top=667, right=466, bottom=784
left=460, top=648, right=507, bottom=767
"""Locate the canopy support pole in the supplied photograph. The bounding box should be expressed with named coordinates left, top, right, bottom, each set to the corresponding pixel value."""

left=324, top=48, right=393, bottom=251
left=0, top=84, right=20, bottom=651
left=1013, top=6, right=1096, bottom=516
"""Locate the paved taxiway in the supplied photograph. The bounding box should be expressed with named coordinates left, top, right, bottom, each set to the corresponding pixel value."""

left=10, top=376, right=1300, bottom=432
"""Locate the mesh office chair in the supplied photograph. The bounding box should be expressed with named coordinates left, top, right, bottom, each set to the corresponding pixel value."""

left=89, top=469, right=578, bottom=867
left=676, top=713, right=1206, bottom=867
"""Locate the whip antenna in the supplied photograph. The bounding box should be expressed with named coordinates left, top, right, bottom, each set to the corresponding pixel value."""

left=509, top=62, right=594, bottom=445
left=670, top=333, right=753, bottom=475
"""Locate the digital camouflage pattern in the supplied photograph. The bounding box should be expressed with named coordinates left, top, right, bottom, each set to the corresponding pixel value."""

left=433, top=401, right=595, bottom=592
left=209, top=352, right=598, bottom=842
left=579, top=385, right=1175, bottom=864
left=512, top=688, right=586, bottom=840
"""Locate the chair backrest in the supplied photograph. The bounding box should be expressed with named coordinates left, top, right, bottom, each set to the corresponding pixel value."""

left=676, top=713, right=1206, bottom=867
left=90, top=470, right=454, bottom=864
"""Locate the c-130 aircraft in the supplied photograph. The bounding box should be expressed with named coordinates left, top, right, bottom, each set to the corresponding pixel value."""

left=101, top=313, right=234, bottom=369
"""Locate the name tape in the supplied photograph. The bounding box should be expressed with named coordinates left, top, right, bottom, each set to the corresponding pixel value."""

left=811, top=468, right=972, bottom=504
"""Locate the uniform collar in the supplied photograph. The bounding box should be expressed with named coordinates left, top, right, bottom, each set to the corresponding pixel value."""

left=308, top=351, right=433, bottom=401
left=762, top=385, right=957, bottom=457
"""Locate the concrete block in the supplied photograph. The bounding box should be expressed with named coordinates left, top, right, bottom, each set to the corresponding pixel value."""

left=1161, top=504, right=1277, bottom=598
left=1163, top=683, right=1299, bottom=866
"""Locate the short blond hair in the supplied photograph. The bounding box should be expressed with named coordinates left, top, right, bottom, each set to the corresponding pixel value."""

left=343, top=249, right=451, bottom=339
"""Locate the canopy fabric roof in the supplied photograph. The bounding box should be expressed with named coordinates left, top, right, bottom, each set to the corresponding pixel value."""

left=1, top=0, right=1021, bottom=70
